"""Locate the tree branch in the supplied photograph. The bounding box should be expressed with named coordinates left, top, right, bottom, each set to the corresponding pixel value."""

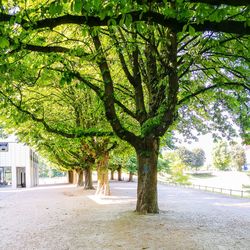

left=0, top=90, right=113, bottom=137
left=178, top=82, right=250, bottom=105
left=91, top=33, right=140, bottom=147
left=1, top=11, right=249, bottom=35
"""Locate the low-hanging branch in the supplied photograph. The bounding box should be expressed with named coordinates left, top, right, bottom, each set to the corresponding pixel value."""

left=178, top=82, right=250, bottom=105
left=0, top=10, right=249, bottom=35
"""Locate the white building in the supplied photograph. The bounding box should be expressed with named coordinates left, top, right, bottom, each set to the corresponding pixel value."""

left=0, top=135, right=39, bottom=188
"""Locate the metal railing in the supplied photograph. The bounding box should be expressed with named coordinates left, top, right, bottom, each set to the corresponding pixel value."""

left=159, top=181, right=250, bottom=198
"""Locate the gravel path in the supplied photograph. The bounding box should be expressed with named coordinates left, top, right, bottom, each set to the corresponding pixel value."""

left=0, top=181, right=250, bottom=250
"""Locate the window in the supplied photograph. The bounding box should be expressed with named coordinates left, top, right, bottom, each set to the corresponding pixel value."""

left=0, top=142, right=8, bottom=152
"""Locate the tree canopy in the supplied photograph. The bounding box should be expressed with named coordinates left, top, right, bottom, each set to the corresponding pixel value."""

left=0, top=0, right=249, bottom=213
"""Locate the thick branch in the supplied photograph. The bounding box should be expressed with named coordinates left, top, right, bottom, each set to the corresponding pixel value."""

left=91, top=33, right=139, bottom=146
left=1, top=11, right=249, bottom=35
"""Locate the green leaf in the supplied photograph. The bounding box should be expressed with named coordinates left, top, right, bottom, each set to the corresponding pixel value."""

left=107, top=19, right=116, bottom=26
left=124, top=14, right=132, bottom=28
left=188, top=25, right=195, bottom=36
left=49, top=2, right=63, bottom=16
left=0, top=37, right=10, bottom=48
left=73, top=0, right=83, bottom=13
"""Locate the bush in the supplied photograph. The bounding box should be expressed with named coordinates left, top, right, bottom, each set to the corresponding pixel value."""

left=163, top=151, right=190, bottom=185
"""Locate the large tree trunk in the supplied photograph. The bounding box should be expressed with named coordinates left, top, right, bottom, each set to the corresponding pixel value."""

left=110, top=170, right=115, bottom=180
left=68, top=170, right=74, bottom=184
left=135, top=137, right=159, bottom=214
left=84, top=166, right=94, bottom=190
left=95, top=153, right=110, bottom=196
left=128, top=172, right=133, bottom=182
left=76, top=169, right=84, bottom=187
left=72, top=170, right=78, bottom=185
left=117, top=165, right=122, bottom=181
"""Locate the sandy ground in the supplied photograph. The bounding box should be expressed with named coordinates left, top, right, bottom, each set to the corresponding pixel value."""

left=1, top=181, right=250, bottom=250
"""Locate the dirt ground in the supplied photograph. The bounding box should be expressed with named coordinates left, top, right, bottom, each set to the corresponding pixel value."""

left=1, top=181, right=250, bottom=250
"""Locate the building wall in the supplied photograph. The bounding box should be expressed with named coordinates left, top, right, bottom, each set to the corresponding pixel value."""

left=0, top=135, right=39, bottom=188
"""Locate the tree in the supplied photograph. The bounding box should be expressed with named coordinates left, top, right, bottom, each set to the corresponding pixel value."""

left=126, top=156, right=137, bottom=182
left=191, top=148, right=206, bottom=170
left=94, top=137, right=117, bottom=195
left=212, top=141, right=231, bottom=170
left=0, top=0, right=249, bottom=213
left=230, top=144, right=246, bottom=171
left=157, top=157, right=170, bottom=173
left=177, top=147, right=194, bottom=167
left=0, top=79, right=112, bottom=189
left=164, top=151, right=190, bottom=184
left=177, top=147, right=205, bottom=170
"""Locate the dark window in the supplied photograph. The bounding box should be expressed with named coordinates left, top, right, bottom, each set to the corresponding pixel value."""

left=0, top=142, right=8, bottom=152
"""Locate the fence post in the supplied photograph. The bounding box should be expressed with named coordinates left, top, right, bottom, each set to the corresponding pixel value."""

left=241, top=190, right=243, bottom=198
left=230, top=189, right=232, bottom=196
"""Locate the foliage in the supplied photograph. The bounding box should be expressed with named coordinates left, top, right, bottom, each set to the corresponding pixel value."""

left=157, top=157, right=170, bottom=173
left=230, top=143, right=246, bottom=171
left=163, top=151, right=190, bottom=184
left=0, top=0, right=249, bottom=212
left=177, top=146, right=205, bottom=169
left=0, top=127, right=8, bottom=139
left=126, top=155, right=137, bottom=174
left=38, top=157, right=66, bottom=178
left=177, top=147, right=194, bottom=167
left=109, top=139, right=135, bottom=170
left=191, top=148, right=206, bottom=169
left=212, top=141, right=231, bottom=170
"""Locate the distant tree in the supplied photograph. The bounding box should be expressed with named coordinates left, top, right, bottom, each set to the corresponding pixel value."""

left=157, top=157, right=170, bottom=173
left=212, top=141, right=231, bottom=170
left=109, top=140, right=134, bottom=181
left=192, top=148, right=206, bottom=170
left=177, top=147, right=194, bottom=167
left=164, top=151, right=189, bottom=184
left=230, top=144, right=246, bottom=171
left=126, top=156, right=137, bottom=182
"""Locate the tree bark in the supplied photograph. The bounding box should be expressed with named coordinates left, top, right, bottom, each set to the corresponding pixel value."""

left=68, top=170, right=74, bottom=183
left=135, top=137, right=159, bottom=214
left=84, top=166, right=94, bottom=189
left=117, top=165, right=122, bottom=181
left=76, top=169, right=84, bottom=187
left=72, top=170, right=78, bottom=185
left=128, top=172, right=133, bottom=182
left=95, top=153, right=111, bottom=196
left=110, top=170, right=115, bottom=180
